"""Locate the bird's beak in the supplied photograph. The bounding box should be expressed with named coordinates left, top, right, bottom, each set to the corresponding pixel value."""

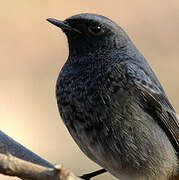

left=47, top=18, right=81, bottom=33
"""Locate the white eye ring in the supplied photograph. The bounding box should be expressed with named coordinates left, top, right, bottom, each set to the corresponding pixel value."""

left=88, top=25, right=104, bottom=35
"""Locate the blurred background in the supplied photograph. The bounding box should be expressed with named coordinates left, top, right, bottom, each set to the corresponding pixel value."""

left=0, top=1, right=179, bottom=179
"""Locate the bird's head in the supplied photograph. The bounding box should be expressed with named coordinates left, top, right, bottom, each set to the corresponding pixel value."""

left=47, top=13, right=131, bottom=56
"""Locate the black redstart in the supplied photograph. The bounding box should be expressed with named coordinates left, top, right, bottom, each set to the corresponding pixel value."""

left=47, top=13, right=179, bottom=180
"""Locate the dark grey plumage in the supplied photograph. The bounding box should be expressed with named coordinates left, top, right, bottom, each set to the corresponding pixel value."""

left=47, top=13, right=179, bottom=180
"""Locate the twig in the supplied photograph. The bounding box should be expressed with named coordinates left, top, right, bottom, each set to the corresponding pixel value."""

left=0, top=130, right=53, bottom=168
left=0, top=153, right=82, bottom=180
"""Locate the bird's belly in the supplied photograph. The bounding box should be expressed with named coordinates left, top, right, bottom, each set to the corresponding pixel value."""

left=58, top=82, right=178, bottom=180
left=69, top=119, right=177, bottom=180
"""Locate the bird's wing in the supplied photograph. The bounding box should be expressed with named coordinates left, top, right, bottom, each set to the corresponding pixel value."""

left=135, top=81, right=179, bottom=154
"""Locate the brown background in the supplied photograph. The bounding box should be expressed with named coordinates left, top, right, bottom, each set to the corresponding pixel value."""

left=0, top=1, right=179, bottom=180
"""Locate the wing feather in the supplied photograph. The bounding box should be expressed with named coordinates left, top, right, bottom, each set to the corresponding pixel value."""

left=136, top=81, right=179, bottom=154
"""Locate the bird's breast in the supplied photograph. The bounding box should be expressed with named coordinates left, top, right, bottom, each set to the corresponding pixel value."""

left=56, top=62, right=132, bottom=133
left=56, top=67, right=118, bottom=161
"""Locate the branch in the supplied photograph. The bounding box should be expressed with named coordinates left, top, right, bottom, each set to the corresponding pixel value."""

left=0, top=130, right=53, bottom=168
left=0, top=130, right=105, bottom=179
left=0, top=153, right=82, bottom=180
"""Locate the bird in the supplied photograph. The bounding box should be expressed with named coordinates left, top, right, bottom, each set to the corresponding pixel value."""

left=47, top=13, right=179, bottom=180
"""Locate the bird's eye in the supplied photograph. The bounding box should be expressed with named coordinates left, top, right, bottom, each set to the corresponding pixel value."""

left=88, top=25, right=104, bottom=36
